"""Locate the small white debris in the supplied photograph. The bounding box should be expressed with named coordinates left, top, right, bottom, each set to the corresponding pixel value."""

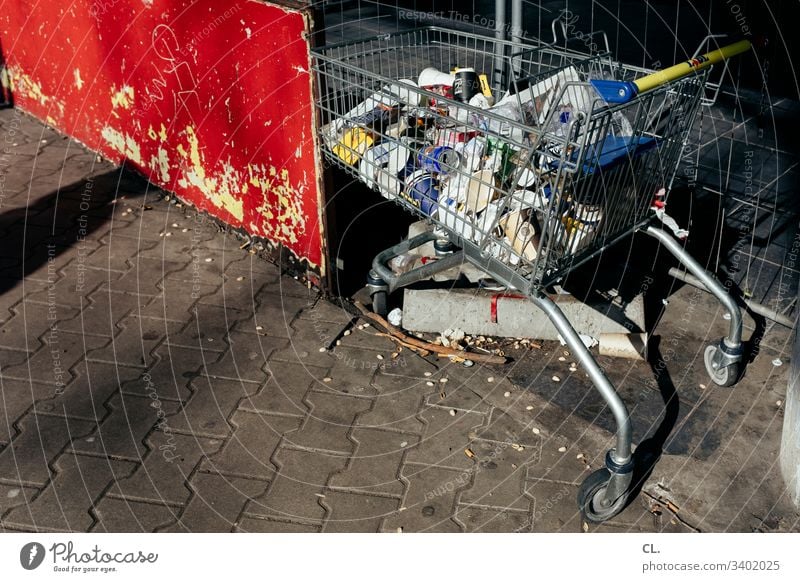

left=343, top=330, right=352, bottom=336
left=487, top=377, right=495, bottom=383
left=772, top=358, right=783, bottom=367
left=503, top=391, right=511, bottom=398
left=558, top=356, right=566, bottom=362
left=363, top=323, right=371, bottom=328
left=558, top=446, right=567, bottom=453
left=525, top=405, right=533, bottom=411
left=85, top=437, right=96, bottom=443
left=376, top=354, right=384, bottom=360
left=171, top=223, right=179, bottom=228
left=552, top=375, right=561, bottom=382
left=387, top=307, right=403, bottom=326
left=323, top=377, right=332, bottom=383
left=608, top=289, right=619, bottom=298
left=439, top=378, right=448, bottom=384
left=165, top=232, right=172, bottom=237
left=576, top=453, right=584, bottom=460
left=204, top=257, right=213, bottom=263
left=511, top=443, right=525, bottom=452
left=182, top=228, right=188, bottom=233
left=6, top=488, right=20, bottom=499
left=336, top=340, right=342, bottom=346
left=236, top=276, right=244, bottom=282
left=463, top=360, right=474, bottom=367
left=532, top=428, right=541, bottom=435
left=400, top=441, right=408, bottom=447
left=396, top=527, right=403, bottom=533
left=449, top=409, right=456, bottom=416
left=318, top=347, right=327, bottom=353
left=424, top=372, right=432, bottom=377
left=776, top=400, right=783, bottom=407
left=699, top=383, right=706, bottom=390
left=662, top=299, right=669, bottom=306
left=426, top=381, right=434, bottom=387
left=723, top=312, right=732, bottom=320
left=256, top=325, right=263, bottom=331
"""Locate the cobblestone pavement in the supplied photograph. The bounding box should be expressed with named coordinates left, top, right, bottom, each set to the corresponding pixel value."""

left=1, top=108, right=798, bottom=533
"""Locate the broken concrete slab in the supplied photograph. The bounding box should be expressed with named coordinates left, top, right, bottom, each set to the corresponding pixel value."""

left=402, top=287, right=645, bottom=341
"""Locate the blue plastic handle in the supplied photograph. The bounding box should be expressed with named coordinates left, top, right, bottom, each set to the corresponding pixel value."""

left=590, top=79, right=639, bottom=104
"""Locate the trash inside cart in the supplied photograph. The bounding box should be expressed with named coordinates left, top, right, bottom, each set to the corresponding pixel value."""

left=312, top=25, right=750, bottom=523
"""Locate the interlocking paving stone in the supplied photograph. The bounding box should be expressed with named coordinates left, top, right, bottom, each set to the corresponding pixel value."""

left=167, top=304, right=249, bottom=352
left=383, top=465, right=463, bottom=532
left=86, top=315, right=182, bottom=368
left=454, top=505, right=531, bottom=533
left=286, top=392, right=372, bottom=454
left=92, top=498, right=180, bottom=532
left=200, top=331, right=284, bottom=383
left=33, top=360, right=142, bottom=421
left=357, top=372, right=429, bottom=434
left=103, top=257, right=187, bottom=295
left=108, top=431, right=222, bottom=505
left=139, top=280, right=218, bottom=321
left=522, top=479, right=584, bottom=532
left=406, top=408, right=488, bottom=470
left=322, top=491, right=400, bottom=532
left=0, top=302, right=80, bottom=351
left=1, top=331, right=110, bottom=387
left=121, top=346, right=217, bottom=403
left=0, top=278, right=51, bottom=324
left=81, top=237, right=160, bottom=273
left=3, top=453, right=137, bottom=532
left=161, top=472, right=266, bottom=532
left=0, top=483, right=39, bottom=514
left=0, top=414, right=96, bottom=485
left=168, top=376, right=261, bottom=438
left=458, top=439, right=540, bottom=511
left=69, top=392, right=181, bottom=461
left=24, top=262, right=120, bottom=309
left=0, top=379, right=56, bottom=443
left=244, top=448, right=347, bottom=523
left=201, top=411, right=302, bottom=479
left=328, top=427, right=418, bottom=496
left=239, top=361, right=318, bottom=417
left=235, top=517, right=320, bottom=532
left=58, top=289, right=150, bottom=337
left=270, top=325, right=339, bottom=368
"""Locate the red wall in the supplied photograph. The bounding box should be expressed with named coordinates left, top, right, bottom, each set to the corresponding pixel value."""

left=1, top=0, right=326, bottom=276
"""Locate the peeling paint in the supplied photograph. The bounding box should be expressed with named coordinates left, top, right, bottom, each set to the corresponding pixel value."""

left=150, top=147, right=170, bottom=182
left=111, top=85, right=134, bottom=109
left=73, top=68, right=84, bottom=90
left=101, top=126, right=143, bottom=165
left=4, top=66, right=49, bottom=106
left=248, top=163, right=307, bottom=246
left=176, top=126, right=244, bottom=221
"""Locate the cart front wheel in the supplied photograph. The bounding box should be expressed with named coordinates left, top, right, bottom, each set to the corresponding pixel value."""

left=371, top=290, right=388, bottom=318
left=704, top=344, right=740, bottom=387
left=578, top=468, right=629, bottom=524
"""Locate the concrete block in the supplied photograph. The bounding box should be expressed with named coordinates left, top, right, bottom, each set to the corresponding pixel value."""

left=402, top=288, right=645, bottom=341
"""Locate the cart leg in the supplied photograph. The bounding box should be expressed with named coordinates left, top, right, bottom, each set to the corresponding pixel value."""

left=531, top=293, right=635, bottom=523
left=645, top=226, right=744, bottom=387
left=367, top=232, right=466, bottom=317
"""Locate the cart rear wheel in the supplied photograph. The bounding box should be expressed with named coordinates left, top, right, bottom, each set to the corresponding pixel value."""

left=704, top=344, right=740, bottom=387
left=577, top=468, right=629, bottom=524
left=371, top=290, right=388, bottom=317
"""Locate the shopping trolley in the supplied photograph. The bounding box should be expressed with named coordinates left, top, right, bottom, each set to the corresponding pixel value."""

left=312, top=24, right=750, bottom=523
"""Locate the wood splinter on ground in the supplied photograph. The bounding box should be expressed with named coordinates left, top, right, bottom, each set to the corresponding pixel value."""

left=354, top=302, right=507, bottom=365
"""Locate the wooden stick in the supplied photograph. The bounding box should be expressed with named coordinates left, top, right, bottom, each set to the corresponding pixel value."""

left=354, top=302, right=507, bottom=365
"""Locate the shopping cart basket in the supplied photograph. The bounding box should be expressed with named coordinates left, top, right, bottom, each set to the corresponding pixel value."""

left=312, top=24, right=750, bottom=523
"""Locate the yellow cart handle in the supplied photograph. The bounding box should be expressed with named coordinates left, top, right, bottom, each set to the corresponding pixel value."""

left=590, top=40, right=752, bottom=103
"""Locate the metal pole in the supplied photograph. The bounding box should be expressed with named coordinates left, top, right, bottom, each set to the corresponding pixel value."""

left=494, top=0, right=507, bottom=90
left=511, top=0, right=523, bottom=76
left=668, top=267, right=796, bottom=329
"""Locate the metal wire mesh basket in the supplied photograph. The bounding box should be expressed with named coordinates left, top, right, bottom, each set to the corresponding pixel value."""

left=312, top=26, right=707, bottom=292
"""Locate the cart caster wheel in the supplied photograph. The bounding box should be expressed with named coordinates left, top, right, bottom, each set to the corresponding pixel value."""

left=371, top=291, right=388, bottom=318
left=577, top=468, right=629, bottom=524
left=703, top=344, right=740, bottom=387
